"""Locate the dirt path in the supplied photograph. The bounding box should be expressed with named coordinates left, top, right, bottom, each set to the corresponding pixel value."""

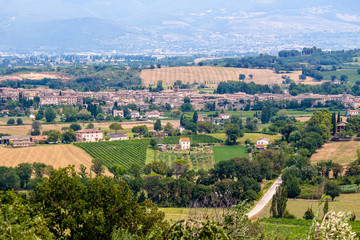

left=246, top=176, right=282, bottom=219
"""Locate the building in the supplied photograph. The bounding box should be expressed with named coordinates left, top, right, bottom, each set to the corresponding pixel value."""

left=0, top=136, right=34, bottom=147
left=336, top=122, right=347, bottom=133
left=179, top=137, right=191, bottom=150
left=145, top=110, right=160, bottom=118
left=108, top=133, right=127, bottom=141
left=348, top=109, right=359, bottom=117
left=219, top=113, right=231, bottom=120
left=130, top=110, right=140, bottom=118
left=113, top=110, right=124, bottom=118
left=76, top=129, right=103, bottom=142
left=256, top=138, right=270, bottom=149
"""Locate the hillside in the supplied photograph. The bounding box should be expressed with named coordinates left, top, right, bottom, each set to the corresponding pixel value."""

left=140, top=66, right=316, bottom=87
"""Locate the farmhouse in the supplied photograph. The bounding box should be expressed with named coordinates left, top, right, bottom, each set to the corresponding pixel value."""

left=347, top=109, right=359, bottom=117
left=145, top=110, right=160, bottom=118
left=76, top=129, right=103, bottom=142
left=179, top=138, right=191, bottom=150
left=219, top=113, right=231, bottom=120
left=108, top=133, right=127, bottom=141
left=130, top=110, right=140, bottom=118
left=256, top=138, right=270, bottom=149
left=0, top=136, right=34, bottom=147
left=113, top=110, right=124, bottom=118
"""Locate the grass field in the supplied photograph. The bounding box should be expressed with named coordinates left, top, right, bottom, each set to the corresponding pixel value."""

left=320, top=68, right=360, bottom=83
left=208, top=133, right=281, bottom=144
left=254, top=193, right=360, bottom=219
left=0, top=144, right=106, bottom=174
left=160, top=208, right=229, bottom=222
left=310, top=141, right=360, bottom=165
left=0, top=72, right=70, bottom=81
left=213, top=145, right=248, bottom=162
left=140, top=66, right=309, bottom=87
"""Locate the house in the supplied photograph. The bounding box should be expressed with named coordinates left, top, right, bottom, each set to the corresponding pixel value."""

left=108, top=133, right=127, bottom=141
left=179, top=137, right=191, bottom=150
left=31, top=135, right=48, bottom=142
left=113, top=110, right=124, bottom=118
left=145, top=110, right=160, bottom=118
left=130, top=110, right=140, bottom=118
left=0, top=136, right=34, bottom=147
left=219, top=113, right=231, bottom=120
left=256, top=138, right=270, bottom=147
left=347, top=109, right=359, bottom=117
left=336, top=122, right=347, bottom=133
left=76, top=129, right=103, bottom=142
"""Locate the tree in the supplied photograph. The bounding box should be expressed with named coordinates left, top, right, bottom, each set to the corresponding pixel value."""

left=173, top=159, right=188, bottom=178
left=16, top=118, right=23, bottom=125
left=323, top=198, right=329, bottom=216
left=340, top=74, right=348, bottom=83
left=62, top=129, right=76, bottom=143
left=324, top=181, right=341, bottom=201
left=78, top=164, right=88, bottom=178
left=332, top=163, right=343, bottom=179
left=70, top=123, right=81, bottom=131
left=32, top=162, right=47, bottom=178
left=109, top=123, right=123, bottom=133
left=91, top=158, right=105, bottom=177
left=31, top=120, right=42, bottom=136
left=198, top=122, right=213, bottom=133
left=193, top=111, right=198, bottom=124
left=7, top=118, right=15, bottom=125
left=35, top=110, right=44, bottom=120
left=150, top=139, right=157, bottom=150
left=261, top=106, right=271, bottom=124
left=285, top=176, right=301, bottom=198
left=86, top=122, right=95, bottom=129
left=185, top=122, right=198, bottom=134
left=76, top=109, right=92, bottom=120
left=45, top=107, right=56, bottom=122
left=154, top=119, right=162, bottom=131
left=132, top=125, right=148, bottom=135
left=163, top=122, right=175, bottom=136
left=270, top=186, right=288, bottom=218
left=225, top=124, right=243, bottom=145
left=331, top=112, right=336, bottom=134
left=337, top=111, right=341, bottom=123
left=15, top=163, right=33, bottom=188
left=47, top=130, right=62, bottom=142
left=239, top=74, right=246, bottom=80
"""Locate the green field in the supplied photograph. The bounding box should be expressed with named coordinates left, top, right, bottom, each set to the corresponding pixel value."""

left=213, top=145, right=248, bottom=163
left=209, top=133, right=281, bottom=144
left=162, top=135, right=223, bottom=145
left=74, top=139, right=150, bottom=169
left=320, top=68, right=360, bottom=83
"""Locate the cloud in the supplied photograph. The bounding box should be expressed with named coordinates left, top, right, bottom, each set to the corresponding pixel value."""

left=255, top=0, right=277, bottom=4
left=336, top=13, right=360, bottom=23
left=301, top=6, right=332, bottom=15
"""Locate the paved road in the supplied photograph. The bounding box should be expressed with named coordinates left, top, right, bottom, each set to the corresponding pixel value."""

left=246, top=177, right=282, bottom=219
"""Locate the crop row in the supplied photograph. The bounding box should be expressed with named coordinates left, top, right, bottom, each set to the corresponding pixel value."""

left=74, top=139, right=151, bottom=170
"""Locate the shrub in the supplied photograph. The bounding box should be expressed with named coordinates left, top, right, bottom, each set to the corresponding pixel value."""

left=7, top=118, right=15, bottom=125
left=303, top=208, right=314, bottom=220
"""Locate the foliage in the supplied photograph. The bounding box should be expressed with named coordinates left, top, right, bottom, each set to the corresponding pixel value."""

left=324, top=181, right=341, bottom=201
left=70, top=123, right=81, bottom=131
left=154, top=119, right=162, bottom=131
left=91, top=158, right=105, bottom=176
left=270, top=186, right=288, bottom=218
left=225, top=123, right=243, bottom=145
left=45, top=107, right=56, bottom=122
left=303, top=207, right=315, bottom=220
left=109, top=122, right=123, bottom=133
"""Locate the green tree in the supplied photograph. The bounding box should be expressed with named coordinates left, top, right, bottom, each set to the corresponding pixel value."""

left=45, top=107, right=56, bottom=122
left=70, top=123, right=81, bottom=131
left=331, top=112, right=336, bottom=134
left=261, top=106, right=271, bottom=124
left=323, top=198, right=329, bottom=216
left=270, top=186, right=288, bottom=218
left=324, top=181, right=341, bottom=201
left=225, top=124, right=243, bottom=145
left=62, top=129, right=76, bottom=143
left=91, top=158, right=105, bottom=177
left=193, top=111, right=198, bottom=124
left=239, top=74, right=246, bottom=80
left=163, top=122, right=175, bottom=136
left=86, top=122, right=95, bottom=129
left=7, top=118, right=15, bottom=125
left=16, top=118, right=23, bottom=125
left=32, top=162, right=47, bottom=178
left=154, top=119, right=162, bottom=131
left=337, top=111, right=341, bottom=123
left=15, top=163, right=33, bottom=188
left=285, top=176, right=301, bottom=198
left=78, top=164, right=88, bottom=178
left=131, top=125, right=148, bottom=135
left=109, top=123, right=123, bottom=133
left=47, top=130, right=62, bottom=143
left=0, top=167, right=21, bottom=190
left=31, top=120, right=42, bottom=136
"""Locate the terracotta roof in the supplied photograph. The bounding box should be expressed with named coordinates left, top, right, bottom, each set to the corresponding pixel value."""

left=180, top=138, right=190, bottom=142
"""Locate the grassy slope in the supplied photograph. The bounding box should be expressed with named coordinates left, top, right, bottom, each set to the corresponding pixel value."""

left=209, top=133, right=281, bottom=144
left=310, top=141, right=360, bottom=165
left=213, top=145, right=249, bottom=163
left=320, top=68, right=360, bottom=83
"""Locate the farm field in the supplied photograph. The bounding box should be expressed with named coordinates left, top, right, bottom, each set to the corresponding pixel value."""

left=213, top=145, right=248, bottom=163
left=162, top=135, right=223, bottom=145
left=320, top=68, right=360, bottom=83
left=0, top=72, right=71, bottom=81
left=0, top=144, right=106, bottom=174
left=0, top=117, right=33, bottom=125
left=140, top=66, right=311, bottom=88
left=310, top=141, right=360, bottom=165
left=253, top=193, right=360, bottom=219
left=75, top=139, right=151, bottom=170
left=160, top=208, right=228, bottom=222
left=208, top=133, right=280, bottom=144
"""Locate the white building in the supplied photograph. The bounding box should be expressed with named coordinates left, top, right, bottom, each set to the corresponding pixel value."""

left=113, top=110, right=124, bottom=118
left=130, top=110, right=140, bottom=118
left=145, top=110, right=160, bottom=118
left=108, top=133, right=127, bottom=141
left=76, top=129, right=103, bottom=142
left=348, top=109, right=359, bottom=117
left=256, top=138, right=270, bottom=147
left=219, top=113, right=231, bottom=120
left=179, top=137, right=191, bottom=150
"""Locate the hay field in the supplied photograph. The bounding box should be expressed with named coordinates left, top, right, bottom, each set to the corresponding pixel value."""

left=310, top=141, right=360, bottom=165
left=0, top=144, right=110, bottom=175
left=140, top=66, right=316, bottom=87
left=0, top=72, right=70, bottom=81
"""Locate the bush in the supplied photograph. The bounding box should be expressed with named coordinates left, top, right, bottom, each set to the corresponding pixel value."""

left=7, top=118, right=15, bottom=125
left=339, top=184, right=358, bottom=193
left=283, top=209, right=296, bottom=219
left=303, top=208, right=314, bottom=220
left=16, top=118, right=23, bottom=125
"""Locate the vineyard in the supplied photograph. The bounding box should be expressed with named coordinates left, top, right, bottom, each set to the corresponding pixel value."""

left=155, top=147, right=215, bottom=170
left=74, top=139, right=151, bottom=170
left=162, top=135, right=223, bottom=145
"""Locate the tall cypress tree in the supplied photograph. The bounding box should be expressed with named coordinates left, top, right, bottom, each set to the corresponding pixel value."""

left=331, top=112, right=336, bottom=135
left=337, top=111, right=341, bottom=123
left=193, top=111, right=198, bottom=124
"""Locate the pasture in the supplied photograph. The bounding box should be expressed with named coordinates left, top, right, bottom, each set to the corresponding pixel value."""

left=140, top=66, right=310, bottom=87
left=310, top=141, right=360, bottom=165
left=320, top=68, right=360, bottom=83
left=208, top=133, right=280, bottom=144
left=213, top=145, right=248, bottom=163
left=0, top=144, right=103, bottom=174
left=0, top=72, right=70, bottom=81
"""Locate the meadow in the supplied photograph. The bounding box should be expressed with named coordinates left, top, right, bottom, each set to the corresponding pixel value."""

left=209, top=133, right=281, bottom=144
left=310, top=141, right=360, bottom=165
left=320, top=68, right=360, bottom=83
left=213, top=145, right=248, bottom=163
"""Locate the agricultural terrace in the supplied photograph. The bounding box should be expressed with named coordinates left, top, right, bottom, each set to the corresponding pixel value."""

left=74, top=139, right=151, bottom=170
left=213, top=145, right=249, bottom=163
left=310, top=141, right=360, bottom=165
left=0, top=144, right=103, bottom=174
left=140, top=66, right=313, bottom=88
